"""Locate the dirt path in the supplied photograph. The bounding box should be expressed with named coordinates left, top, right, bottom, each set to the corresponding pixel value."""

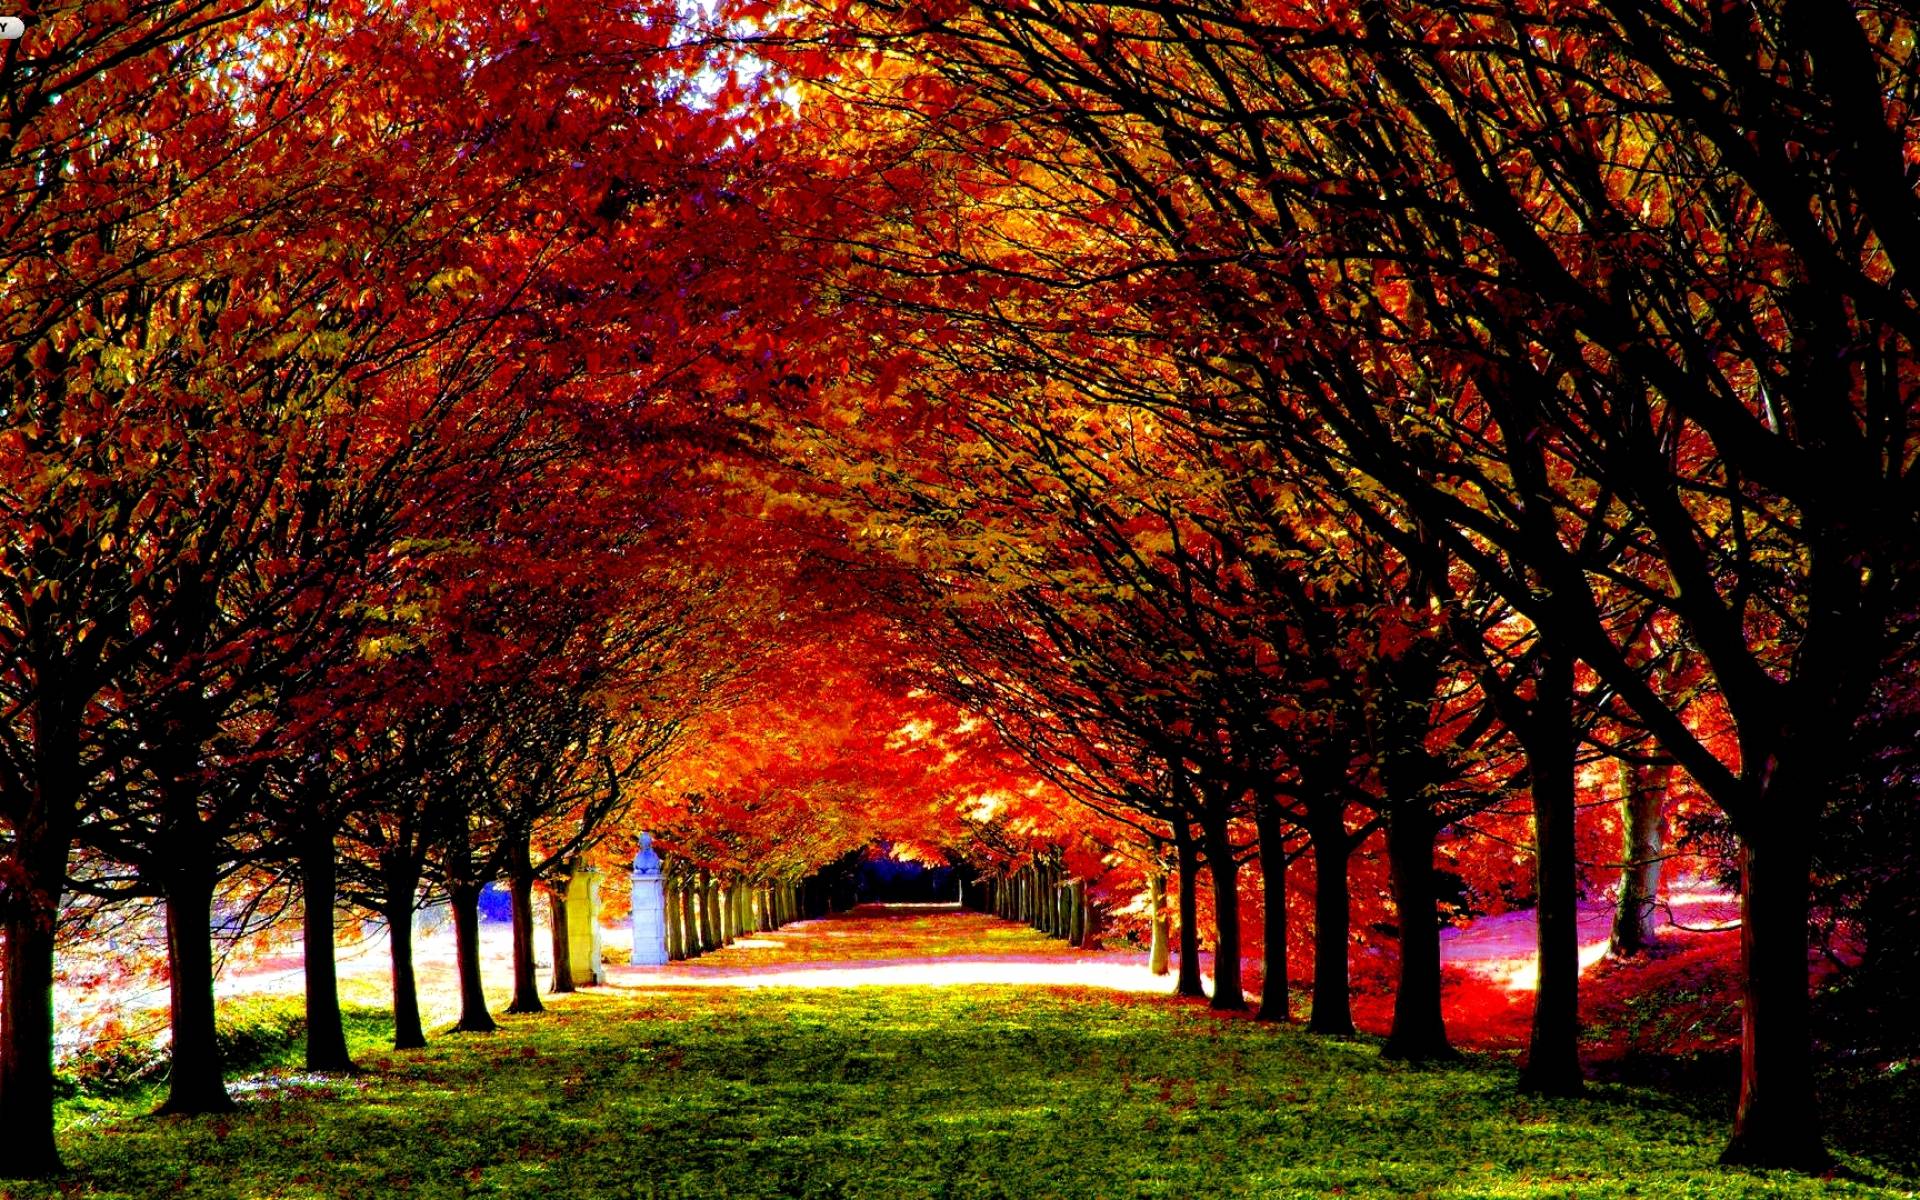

left=605, top=902, right=1172, bottom=993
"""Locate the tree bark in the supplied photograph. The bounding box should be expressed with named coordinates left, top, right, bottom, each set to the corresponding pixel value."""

left=448, top=879, right=496, bottom=1033
left=665, top=877, right=686, bottom=961
left=1200, top=815, right=1247, bottom=1012
left=299, top=822, right=355, bottom=1072
left=549, top=880, right=575, bottom=994
left=383, top=884, right=427, bottom=1051
left=1519, top=649, right=1583, bottom=1096
left=1610, top=760, right=1668, bottom=957
left=1173, top=820, right=1206, bottom=998
left=1147, top=870, right=1171, bottom=976
left=0, top=893, right=64, bottom=1176
left=1306, top=811, right=1355, bottom=1036
left=1253, top=795, right=1290, bottom=1022
left=693, top=871, right=713, bottom=949
left=1719, top=828, right=1829, bottom=1170
left=505, top=863, right=543, bottom=1015
left=1051, top=865, right=1068, bottom=938
left=156, top=862, right=237, bottom=1114
left=1382, top=806, right=1457, bottom=1062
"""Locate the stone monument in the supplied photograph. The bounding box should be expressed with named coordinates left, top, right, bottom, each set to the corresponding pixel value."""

left=564, top=860, right=606, bottom=985
left=630, top=832, right=668, bottom=966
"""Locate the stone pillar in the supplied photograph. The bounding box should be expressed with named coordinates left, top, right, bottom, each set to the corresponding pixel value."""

left=630, top=833, right=668, bottom=967
left=566, top=862, right=605, bottom=985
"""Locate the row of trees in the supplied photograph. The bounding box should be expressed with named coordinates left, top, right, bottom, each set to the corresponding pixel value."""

left=0, top=0, right=819, bottom=1174
left=9, top=0, right=1917, bottom=1183
left=658, top=859, right=841, bottom=962
left=754, top=0, right=1920, bottom=1171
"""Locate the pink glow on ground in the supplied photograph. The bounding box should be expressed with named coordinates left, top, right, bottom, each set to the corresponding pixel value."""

left=1439, top=883, right=1739, bottom=992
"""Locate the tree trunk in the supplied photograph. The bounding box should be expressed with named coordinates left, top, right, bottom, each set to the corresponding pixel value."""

left=695, top=871, right=715, bottom=950
left=1253, top=795, right=1290, bottom=1022
left=383, top=886, right=427, bottom=1051
left=0, top=896, right=63, bottom=1176
left=156, top=863, right=237, bottom=1114
left=1610, top=759, right=1668, bottom=958
left=665, top=878, right=686, bottom=961
left=505, top=863, right=543, bottom=1015
left=448, top=879, right=496, bottom=1033
left=1382, top=806, right=1457, bottom=1062
left=1173, top=820, right=1206, bottom=998
left=1069, top=879, right=1087, bottom=947
left=1306, top=812, right=1355, bottom=1036
left=1719, top=828, right=1829, bottom=1170
left=1201, top=817, right=1247, bottom=1012
left=1519, top=649, right=1583, bottom=1096
left=1147, top=871, right=1171, bottom=976
left=549, top=881, right=576, bottom=995
left=299, top=823, right=355, bottom=1072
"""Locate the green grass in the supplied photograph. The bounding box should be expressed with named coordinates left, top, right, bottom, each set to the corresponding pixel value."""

left=12, top=984, right=1917, bottom=1199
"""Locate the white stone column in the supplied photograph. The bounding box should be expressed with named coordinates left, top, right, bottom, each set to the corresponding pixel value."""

left=630, top=833, right=668, bottom=966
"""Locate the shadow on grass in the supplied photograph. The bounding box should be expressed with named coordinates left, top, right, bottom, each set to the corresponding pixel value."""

left=25, top=983, right=1919, bottom=1200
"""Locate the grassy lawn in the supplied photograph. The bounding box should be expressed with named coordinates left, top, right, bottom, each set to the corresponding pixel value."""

left=15, top=979, right=1917, bottom=1200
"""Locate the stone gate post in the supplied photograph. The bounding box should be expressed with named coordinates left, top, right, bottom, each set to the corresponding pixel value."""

left=565, top=861, right=606, bottom=984
left=630, top=833, right=668, bottom=967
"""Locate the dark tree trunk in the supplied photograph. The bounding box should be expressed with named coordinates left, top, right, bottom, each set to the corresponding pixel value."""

left=505, top=864, right=543, bottom=1015
left=156, top=862, right=237, bottom=1114
left=1253, top=795, right=1291, bottom=1022
left=1519, top=649, right=1583, bottom=1097
left=550, top=883, right=576, bottom=994
left=1610, top=760, right=1668, bottom=957
left=1052, top=865, right=1068, bottom=938
left=700, top=873, right=719, bottom=949
left=1720, top=828, right=1829, bottom=1170
left=385, top=895, right=427, bottom=1050
left=1382, top=806, right=1457, bottom=1062
left=1147, top=871, right=1171, bottom=976
left=1306, top=810, right=1355, bottom=1036
left=0, top=889, right=64, bottom=1176
left=1173, top=820, right=1206, bottom=998
left=448, top=880, right=496, bottom=1033
left=299, top=823, right=355, bottom=1072
left=1201, top=816, right=1247, bottom=1012
left=665, top=878, right=686, bottom=961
